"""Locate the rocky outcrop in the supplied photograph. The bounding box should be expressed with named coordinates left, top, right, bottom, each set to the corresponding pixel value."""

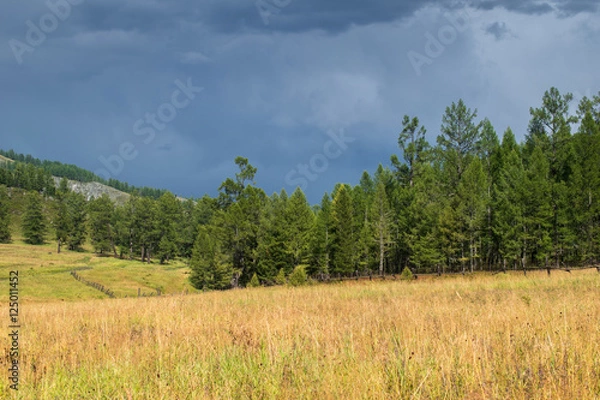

left=53, top=177, right=130, bottom=205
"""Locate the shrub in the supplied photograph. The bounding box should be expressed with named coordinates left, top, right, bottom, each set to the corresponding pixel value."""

left=288, top=266, right=308, bottom=287
left=275, top=268, right=287, bottom=285
left=400, top=267, right=414, bottom=281
left=248, top=273, right=261, bottom=288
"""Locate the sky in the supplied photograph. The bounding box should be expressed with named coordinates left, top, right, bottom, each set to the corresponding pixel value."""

left=0, top=0, right=599, bottom=203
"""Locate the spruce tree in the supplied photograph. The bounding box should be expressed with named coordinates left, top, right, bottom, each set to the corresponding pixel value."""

left=22, top=191, right=47, bottom=245
left=54, top=178, right=70, bottom=253
left=523, top=147, right=553, bottom=268
left=370, top=181, right=394, bottom=275
left=88, top=194, right=115, bottom=255
left=437, top=99, right=482, bottom=189
left=156, top=192, right=182, bottom=264
left=331, top=185, right=354, bottom=275
left=457, top=158, right=488, bottom=272
left=285, top=188, right=314, bottom=267
left=308, top=193, right=332, bottom=276
left=573, top=96, right=600, bottom=262
left=190, top=226, right=232, bottom=290
left=407, top=163, right=443, bottom=272
left=527, top=88, right=578, bottom=267
left=256, top=191, right=290, bottom=280
left=493, top=146, right=525, bottom=270
left=65, top=192, right=87, bottom=251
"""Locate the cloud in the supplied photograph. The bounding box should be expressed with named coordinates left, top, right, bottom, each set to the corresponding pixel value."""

left=485, top=21, right=515, bottom=39
left=0, top=0, right=598, bottom=203
left=179, top=51, right=212, bottom=64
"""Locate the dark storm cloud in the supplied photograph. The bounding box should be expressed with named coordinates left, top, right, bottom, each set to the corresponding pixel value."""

left=4, top=0, right=593, bottom=39
left=0, top=0, right=598, bottom=202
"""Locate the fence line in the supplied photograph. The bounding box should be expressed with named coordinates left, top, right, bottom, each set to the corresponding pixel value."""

left=70, top=269, right=116, bottom=298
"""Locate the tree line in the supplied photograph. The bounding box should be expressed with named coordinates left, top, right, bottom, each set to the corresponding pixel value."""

left=0, top=149, right=169, bottom=199
left=0, top=87, right=598, bottom=290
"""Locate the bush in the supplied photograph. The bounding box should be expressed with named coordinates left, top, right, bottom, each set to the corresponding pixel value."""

left=400, top=267, right=414, bottom=281
left=248, top=273, right=261, bottom=288
left=288, top=266, right=308, bottom=287
left=275, top=268, right=287, bottom=285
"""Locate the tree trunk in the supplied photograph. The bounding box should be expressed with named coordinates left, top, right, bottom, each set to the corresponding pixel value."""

left=57, top=239, right=61, bottom=254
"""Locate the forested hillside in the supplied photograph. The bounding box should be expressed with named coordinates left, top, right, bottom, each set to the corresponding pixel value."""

left=0, top=149, right=169, bottom=199
left=1, top=87, right=598, bottom=290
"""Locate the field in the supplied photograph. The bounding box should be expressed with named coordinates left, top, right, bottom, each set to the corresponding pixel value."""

left=0, top=242, right=197, bottom=302
left=0, top=252, right=599, bottom=399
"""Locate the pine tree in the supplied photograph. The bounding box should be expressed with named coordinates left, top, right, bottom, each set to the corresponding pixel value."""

left=523, top=147, right=553, bottom=268
left=407, top=163, right=443, bottom=272
left=156, top=192, right=182, bottom=264
left=351, top=184, right=372, bottom=271
left=308, top=193, right=332, bottom=276
left=527, top=88, right=578, bottom=267
left=22, top=191, right=47, bottom=245
left=54, top=178, right=71, bottom=253
left=478, top=120, right=501, bottom=268
left=437, top=99, right=482, bottom=190
left=0, top=185, right=11, bottom=243
left=189, top=226, right=232, bottom=290
left=392, top=115, right=429, bottom=187
left=331, top=185, right=354, bottom=275
left=88, top=195, right=115, bottom=255
left=285, top=188, right=314, bottom=267
left=493, top=145, right=525, bottom=270
left=256, top=191, right=290, bottom=280
left=457, top=158, right=488, bottom=272
left=572, top=95, right=600, bottom=263
left=133, top=197, right=160, bottom=263
left=370, top=181, right=395, bottom=275
left=114, top=196, right=138, bottom=259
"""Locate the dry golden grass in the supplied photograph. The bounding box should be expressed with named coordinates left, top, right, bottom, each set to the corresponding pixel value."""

left=1, top=270, right=600, bottom=399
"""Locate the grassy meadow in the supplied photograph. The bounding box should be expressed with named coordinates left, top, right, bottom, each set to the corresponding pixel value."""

left=0, top=252, right=599, bottom=399
left=0, top=242, right=197, bottom=301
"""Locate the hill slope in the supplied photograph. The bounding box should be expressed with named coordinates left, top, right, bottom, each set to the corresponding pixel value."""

left=52, top=176, right=131, bottom=204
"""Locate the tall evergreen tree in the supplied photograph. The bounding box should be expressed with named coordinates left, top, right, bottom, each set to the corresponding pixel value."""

left=493, top=142, right=525, bottom=270
left=523, top=147, right=553, bottom=269
left=285, top=188, right=314, bottom=267
left=308, top=193, right=332, bottom=276
left=54, top=178, right=71, bottom=253
left=392, top=115, right=429, bottom=187
left=22, top=191, right=47, bottom=245
left=572, top=96, right=600, bottom=263
left=457, top=158, right=488, bottom=272
left=88, top=195, right=115, bottom=255
left=256, top=191, right=290, bottom=279
left=370, top=181, right=395, bottom=275
left=527, top=87, right=577, bottom=267
left=331, top=185, right=354, bottom=275
left=156, top=192, right=182, bottom=264
left=437, top=99, right=482, bottom=189
left=190, top=226, right=232, bottom=290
